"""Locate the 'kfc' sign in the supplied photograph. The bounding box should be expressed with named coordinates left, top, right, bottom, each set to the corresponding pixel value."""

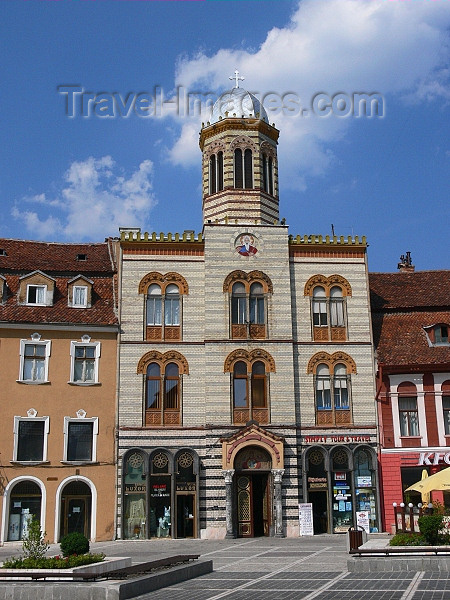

left=418, top=452, right=450, bottom=466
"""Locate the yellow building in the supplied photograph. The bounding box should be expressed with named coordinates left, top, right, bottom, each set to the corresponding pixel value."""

left=0, top=239, right=119, bottom=543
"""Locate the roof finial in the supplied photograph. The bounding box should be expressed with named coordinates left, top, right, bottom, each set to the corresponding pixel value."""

left=229, top=70, right=244, bottom=88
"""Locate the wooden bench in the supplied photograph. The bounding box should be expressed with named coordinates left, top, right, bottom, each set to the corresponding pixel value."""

left=350, top=547, right=450, bottom=556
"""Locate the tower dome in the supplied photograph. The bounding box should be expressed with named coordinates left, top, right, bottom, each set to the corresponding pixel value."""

left=210, top=87, right=269, bottom=124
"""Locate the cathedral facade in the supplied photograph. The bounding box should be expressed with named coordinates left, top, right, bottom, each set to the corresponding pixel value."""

left=116, top=83, right=380, bottom=539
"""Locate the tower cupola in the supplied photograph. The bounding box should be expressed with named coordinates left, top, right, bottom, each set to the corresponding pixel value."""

left=199, top=73, right=280, bottom=226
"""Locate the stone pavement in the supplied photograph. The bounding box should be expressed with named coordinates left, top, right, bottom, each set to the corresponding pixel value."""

left=2, top=535, right=450, bottom=599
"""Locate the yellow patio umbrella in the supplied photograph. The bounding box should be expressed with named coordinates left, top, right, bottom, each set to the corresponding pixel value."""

left=405, top=467, right=450, bottom=496
left=420, top=469, right=430, bottom=505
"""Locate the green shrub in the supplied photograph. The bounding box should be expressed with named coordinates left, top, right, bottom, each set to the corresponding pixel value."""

left=2, top=553, right=105, bottom=569
left=389, top=532, right=426, bottom=546
left=418, top=514, right=444, bottom=545
left=60, top=532, right=90, bottom=557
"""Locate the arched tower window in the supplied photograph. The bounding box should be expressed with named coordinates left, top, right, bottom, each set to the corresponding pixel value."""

left=232, top=360, right=268, bottom=424
left=145, top=361, right=181, bottom=425
left=262, top=153, right=274, bottom=195
left=305, top=275, right=352, bottom=342
left=209, top=151, right=224, bottom=195
left=234, top=148, right=243, bottom=188
left=244, top=149, right=253, bottom=188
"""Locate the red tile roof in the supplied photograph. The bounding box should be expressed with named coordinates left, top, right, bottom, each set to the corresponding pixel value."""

left=369, top=271, right=450, bottom=368
left=0, top=238, right=118, bottom=327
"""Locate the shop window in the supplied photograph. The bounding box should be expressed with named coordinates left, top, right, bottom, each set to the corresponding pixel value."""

left=139, top=273, right=188, bottom=342
left=331, top=448, right=352, bottom=533
left=232, top=360, right=268, bottom=425
left=399, top=397, right=419, bottom=436
left=69, top=338, right=100, bottom=384
left=63, top=415, right=98, bottom=462
left=123, top=451, right=147, bottom=539
left=149, top=451, right=172, bottom=538
left=145, top=362, right=181, bottom=425
left=14, top=414, right=49, bottom=462
left=354, top=448, right=378, bottom=533
left=8, top=481, right=42, bottom=541
left=18, top=334, right=51, bottom=384
left=226, top=271, right=272, bottom=339
left=175, top=451, right=197, bottom=538
left=305, top=275, right=351, bottom=341
left=315, top=363, right=352, bottom=426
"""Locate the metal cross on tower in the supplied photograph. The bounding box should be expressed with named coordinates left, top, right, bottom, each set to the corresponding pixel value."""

left=229, top=70, right=245, bottom=88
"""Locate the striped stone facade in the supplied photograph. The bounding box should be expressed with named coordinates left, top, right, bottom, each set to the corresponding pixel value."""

left=116, top=91, right=379, bottom=539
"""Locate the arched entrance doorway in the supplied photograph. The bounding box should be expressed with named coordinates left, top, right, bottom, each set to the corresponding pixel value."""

left=59, top=480, right=92, bottom=539
left=7, top=480, right=42, bottom=541
left=234, top=446, right=272, bottom=537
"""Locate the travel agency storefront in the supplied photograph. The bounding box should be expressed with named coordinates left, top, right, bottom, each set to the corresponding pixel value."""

left=301, top=433, right=380, bottom=534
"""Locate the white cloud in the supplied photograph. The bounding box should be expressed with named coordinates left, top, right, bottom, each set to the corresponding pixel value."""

left=169, top=0, right=450, bottom=188
left=12, top=157, right=156, bottom=241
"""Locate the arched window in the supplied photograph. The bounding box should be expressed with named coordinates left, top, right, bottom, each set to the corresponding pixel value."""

left=209, top=151, right=224, bottom=195
left=305, top=275, right=351, bottom=341
left=313, top=361, right=352, bottom=425
left=244, top=149, right=253, bottom=188
left=145, top=362, right=181, bottom=425
left=262, top=153, right=274, bottom=195
left=164, top=284, right=180, bottom=326
left=234, top=148, right=253, bottom=189
left=225, top=271, right=272, bottom=340
left=233, top=360, right=268, bottom=424
left=330, top=286, right=344, bottom=327
left=313, top=286, right=327, bottom=327
left=249, top=282, right=265, bottom=325
left=140, top=273, right=188, bottom=342
left=234, top=148, right=243, bottom=188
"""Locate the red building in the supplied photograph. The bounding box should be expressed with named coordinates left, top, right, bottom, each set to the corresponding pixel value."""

left=370, top=257, right=450, bottom=533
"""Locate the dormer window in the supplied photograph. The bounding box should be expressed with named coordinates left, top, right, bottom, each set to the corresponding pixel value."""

left=73, top=286, right=88, bottom=308
left=27, top=284, right=46, bottom=306
left=68, top=275, right=93, bottom=308
left=424, top=324, right=450, bottom=346
left=77, top=254, right=87, bottom=261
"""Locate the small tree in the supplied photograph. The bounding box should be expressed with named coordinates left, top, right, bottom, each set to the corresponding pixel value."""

left=22, top=517, right=50, bottom=560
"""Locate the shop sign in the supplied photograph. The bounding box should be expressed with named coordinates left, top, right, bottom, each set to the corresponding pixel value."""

left=356, top=511, right=370, bottom=533
left=417, top=452, right=450, bottom=466
left=357, top=476, right=372, bottom=487
left=298, top=503, right=314, bottom=536
left=125, top=483, right=146, bottom=493
left=151, top=483, right=169, bottom=497
left=335, top=472, right=347, bottom=481
left=303, top=435, right=372, bottom=444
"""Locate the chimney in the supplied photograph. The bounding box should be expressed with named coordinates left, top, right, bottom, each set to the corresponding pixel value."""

left=397, top=251, right=415, bottom=272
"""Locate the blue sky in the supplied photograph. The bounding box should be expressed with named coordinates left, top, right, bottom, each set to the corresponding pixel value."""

left=1, top=0, right=449, bottom=272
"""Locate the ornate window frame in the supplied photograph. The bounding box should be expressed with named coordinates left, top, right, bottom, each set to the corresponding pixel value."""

left=224, top=348, right=275, bottom=425
left=304, top=274, right=352, bottom=342
left=139, top=272, right=188, bottom=342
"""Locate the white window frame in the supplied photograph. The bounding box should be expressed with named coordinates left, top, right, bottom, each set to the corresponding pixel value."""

left=13, top=415, right=49, bottom=463
left=18, top=336, right=51, bottom=384
left=69, top=339, right=101, bottom=385
left=72, top=285, right=88, bottom=308
left=26, top=284, right=47, bottom=306
left=390, top=374, right=427, bottom=447
left=63, top=415, right=98, bottom=462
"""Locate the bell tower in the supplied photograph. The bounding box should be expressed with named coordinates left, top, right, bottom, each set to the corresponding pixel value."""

left=199, top=73, right=280, bottom=225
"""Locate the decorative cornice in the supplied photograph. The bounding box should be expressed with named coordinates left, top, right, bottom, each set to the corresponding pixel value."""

left=137, top=350, right=189, bottom=375
left=307, top=351, right=357, bottom=374
left=304, top=274, right=352, bottom=297
left=200, top=118, right=279, bottom=149
left=224, top=348, right=276, bottom=373
left=223, top=270, right=273, bottom=293
left=138, top=272, right=189, bottom=295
